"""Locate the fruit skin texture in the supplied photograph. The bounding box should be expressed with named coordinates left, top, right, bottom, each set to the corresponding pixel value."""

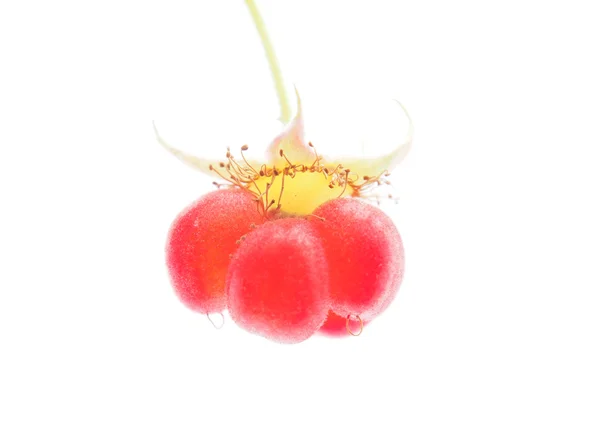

left=311, top=198, right=404, bottom=320
left=226, top=218, right=330, bottom=344
left=166, top=189, right=264, bottom=314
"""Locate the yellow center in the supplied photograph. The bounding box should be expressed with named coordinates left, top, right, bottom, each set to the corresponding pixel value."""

left=209, top=145, right=390, bottom=216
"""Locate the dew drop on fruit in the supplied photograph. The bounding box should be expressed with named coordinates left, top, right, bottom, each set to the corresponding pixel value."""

left=318, top=310, right=367, bottom=337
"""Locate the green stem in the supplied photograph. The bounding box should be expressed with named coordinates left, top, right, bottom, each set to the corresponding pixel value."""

left=245, top=0, right=292, bottom=124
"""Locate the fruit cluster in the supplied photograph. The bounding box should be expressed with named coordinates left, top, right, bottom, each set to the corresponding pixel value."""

left=166, top=187, right=404, bottom=343
left=158, top=0, right=411, bottom=344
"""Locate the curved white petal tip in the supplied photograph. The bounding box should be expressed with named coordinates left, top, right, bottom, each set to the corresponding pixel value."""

left=153, top=121, right=220, bottom=177
left=334, top=100, right=413, bottom=177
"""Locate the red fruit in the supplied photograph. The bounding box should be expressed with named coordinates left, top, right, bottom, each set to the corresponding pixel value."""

left=310, top=198, right=404, bottom=320
left=226, top=218, right=330, bottom=344
left=166, top=189, right=264, bottom=314
left=318, top=310, right=367, bottom=337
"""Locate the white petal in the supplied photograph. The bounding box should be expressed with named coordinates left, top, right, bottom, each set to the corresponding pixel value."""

left=327, top=100, right=413, bottom=178
left=153, top=122, right=221, bottom=177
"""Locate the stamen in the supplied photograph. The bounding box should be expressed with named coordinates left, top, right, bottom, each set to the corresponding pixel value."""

left=207, top=143, right=393, bottom=216
left=239, top=146, right=260, bottom=176
left=279, top=149, right=296, bottom=168
left=277, top=168, right=287, bottom=209
left=209, top=164, right=239, bottom=188
left=337, top=169, right=350, bottom=198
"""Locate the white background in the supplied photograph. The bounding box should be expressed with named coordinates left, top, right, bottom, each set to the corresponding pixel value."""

left=1, top=0, right=599, bottom=443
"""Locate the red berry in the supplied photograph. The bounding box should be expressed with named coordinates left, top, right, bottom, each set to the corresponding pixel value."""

left=226, top=218, right=330, bottom=343
left=166, top=189, right=264, bottom=314
left=310, top=198, right=404, bottom=320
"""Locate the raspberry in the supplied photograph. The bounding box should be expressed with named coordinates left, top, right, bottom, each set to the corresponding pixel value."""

left=226, top=218, right=330, bottom=343
left=166, top=189, right=264, bottom=314
left=311, top=198, right=404, bottom=320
